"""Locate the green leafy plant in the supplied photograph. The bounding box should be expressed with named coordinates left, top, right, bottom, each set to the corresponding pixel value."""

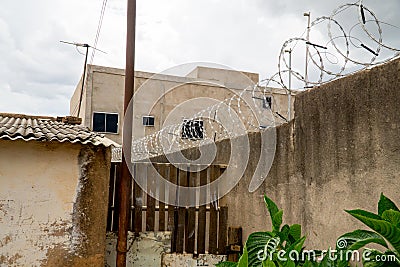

left=217, top=193, right=400, bottom=267
left=335, top=193, right=400, bottom=266
left=217, top=195, right=315, bottom=267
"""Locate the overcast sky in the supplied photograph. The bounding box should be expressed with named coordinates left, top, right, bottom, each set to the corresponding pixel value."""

left=0, top=0, right=399, bottom=116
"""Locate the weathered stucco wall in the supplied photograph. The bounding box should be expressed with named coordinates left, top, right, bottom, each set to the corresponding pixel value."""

left=162, top=253, right=226, bottom=267
left=219, top=58, right=400, bottom=249
left=0, top=140, right=110, bottom=266
left=105, top=232, right=171, bottom=267
left=150, top=59, right=400, bottom=251
left=105, top=231, right=225, bottom=267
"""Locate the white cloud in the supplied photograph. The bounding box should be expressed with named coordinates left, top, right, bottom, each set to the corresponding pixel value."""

left=0, top=0, right=399, bottom=116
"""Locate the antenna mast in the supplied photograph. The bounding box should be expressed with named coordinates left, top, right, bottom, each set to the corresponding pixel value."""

left=60, top=41, right=106, bottom=118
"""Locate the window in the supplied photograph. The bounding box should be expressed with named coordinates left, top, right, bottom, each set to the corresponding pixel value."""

left=142, top=116, right=155, bottom=126
left=93, top=112, right=119, bottom=133
left=263, top=96, right=272, bottom=109
left=181, top=119, right=204, bottom=139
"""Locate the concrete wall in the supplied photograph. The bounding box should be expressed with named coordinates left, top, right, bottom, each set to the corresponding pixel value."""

left=0, top=140, right=110, bottom=266
left=150, top=58, right=400, bottom=250
left=219, top=58, right=400, bottom=249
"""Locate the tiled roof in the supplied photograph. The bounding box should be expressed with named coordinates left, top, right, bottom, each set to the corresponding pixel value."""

left=0, top=114, right=117, bottom=147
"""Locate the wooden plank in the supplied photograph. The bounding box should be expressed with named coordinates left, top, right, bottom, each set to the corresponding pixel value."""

left=112, top=163, right=121, bottom=232
left=176, top=168, right=187, bottom=253
left=167, top=165, right=177, bottom=252
left=107, top=163, right=115, bottom=231
left=129, top=163, right=134, bottom=232
left=167, top=165, right=177, bottom=231
left=146, top=164, right=156, bottom=231
left=158, top=164, right=166, bottom=231
left=186, top=166, right=196, bottom=254
left=218, top=206, right=228, bottom=254
left=227, top=227, right=243, bottom=262
left=107, top=163, right=116, bottom=231
left=197, top=168, right=207, bottom=254
left=133, top=163, right=143, bottom=233
left=208, top=165, right=218, bottom=254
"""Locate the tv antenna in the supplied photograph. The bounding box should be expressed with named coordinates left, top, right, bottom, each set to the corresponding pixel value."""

left=60, top=41, right=106, bottom=117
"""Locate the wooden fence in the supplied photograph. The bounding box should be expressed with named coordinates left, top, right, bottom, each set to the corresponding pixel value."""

left=107, top=162, right=228, bottom=255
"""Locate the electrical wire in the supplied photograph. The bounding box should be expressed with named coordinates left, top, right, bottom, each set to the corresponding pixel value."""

left=70, top=0, right=108, bottom=116
left=131, top=0, right=400, bottom=162
left=90, top=0, right=108, bottom=65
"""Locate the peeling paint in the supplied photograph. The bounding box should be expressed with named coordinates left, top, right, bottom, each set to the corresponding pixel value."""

left=0, top=197, right=76, bottom=266
left=105, top=231, right=171, bottom=267
left=162, top=253, right=226, bottom=267
left=105, top=232, right=226, bottom=267
left=0, top=140, right=110, bottom=266
left=0, top=139, right=81, bottom=266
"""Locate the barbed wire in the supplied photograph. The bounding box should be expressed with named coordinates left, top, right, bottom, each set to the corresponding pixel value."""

left=130, top=0, right=400, bottom=162
left=272, top=1, right=400, bottom=91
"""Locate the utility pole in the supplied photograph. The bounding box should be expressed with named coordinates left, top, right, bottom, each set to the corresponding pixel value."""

left=116, top=0, right=136, bottom=266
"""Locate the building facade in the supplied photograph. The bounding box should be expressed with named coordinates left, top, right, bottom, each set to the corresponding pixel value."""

left=70, top=64, right=296, bottom=145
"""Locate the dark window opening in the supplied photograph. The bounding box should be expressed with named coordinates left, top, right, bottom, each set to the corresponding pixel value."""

left=93, top=113, right=106, bottom=132
left=93, top=112, right=119, bottom=133
left=263, top=96, right=272, bottom=109
left=181, top=119, right=204, bottom=140
left=142, top=116, right=155, bottom=126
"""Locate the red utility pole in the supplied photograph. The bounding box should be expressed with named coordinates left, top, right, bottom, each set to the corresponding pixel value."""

left=116, top=0, right=136, bottom=266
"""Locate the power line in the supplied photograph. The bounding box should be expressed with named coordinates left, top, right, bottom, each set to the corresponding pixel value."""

left=90, top=0, right=108, bottom=65
left=66, top=0, right=109, bottom=116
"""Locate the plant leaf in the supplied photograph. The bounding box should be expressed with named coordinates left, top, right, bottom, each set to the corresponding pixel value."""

left=382, top=210, right=400, bottom=227
left=285, top=236, right=306, bottom=254
left=300, top=250, right=321, bottom=262
left=282, top=259, right=296, bottom=267
left=265, top=195, right=279, bottom=219
left=279, top=224, right=290, bottom=243
left=337, top=229, right=388, bottom=251
left=302, top=260, right=319, bottom=267
left=262, top=258, right=276, bottom=267
left=289, top=224, right=302, bottom=241
left=346, top=210, right=400, bottom=254
left=319, top=249, right=337, bottom=267
left=272, top=210, right=283, bottom=232
left=216, top=262, right=238, bottom=267
left=237, top=245, right=249, bottom=267
left=345, top=209, right=382, bottom=220
left=264, top=195, right=283, bottom=232
left=246, top=232, right=276, bottom=266
left=378, top=193, right=399, bottom=216
left=363, top=248, right=399, bottom=267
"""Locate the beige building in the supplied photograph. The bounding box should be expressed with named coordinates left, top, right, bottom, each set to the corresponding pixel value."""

left=0, top=113, right=114, bottom=266
left=70, top=65, right=296, bottom=146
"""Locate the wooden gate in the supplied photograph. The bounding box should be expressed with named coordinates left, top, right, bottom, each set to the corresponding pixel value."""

left=107, top=162, right=228, bottom=255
